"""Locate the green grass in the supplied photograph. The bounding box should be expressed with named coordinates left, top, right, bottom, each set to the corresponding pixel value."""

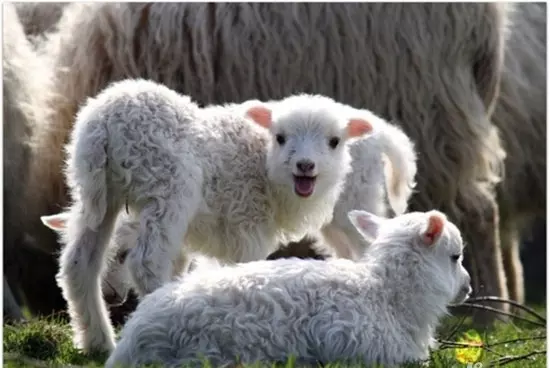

left=3, top=306, right=547, bottom=368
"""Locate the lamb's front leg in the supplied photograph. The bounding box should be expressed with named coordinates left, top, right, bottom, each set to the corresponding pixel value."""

left=128, top=185, right=202, bottom=298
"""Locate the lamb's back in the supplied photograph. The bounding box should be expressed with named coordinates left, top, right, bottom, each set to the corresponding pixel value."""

left=116, top=258, right=371, bottom=366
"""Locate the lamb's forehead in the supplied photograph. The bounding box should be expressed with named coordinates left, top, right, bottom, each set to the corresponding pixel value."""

left=445, top=220, right=465, bottom=253
left=387, top=211, right=464, bottom=251
left=270, top=94, right=349, bottom=135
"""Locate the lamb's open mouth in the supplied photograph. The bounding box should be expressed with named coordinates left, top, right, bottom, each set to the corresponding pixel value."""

left=293, top=175, right=317, bottom=197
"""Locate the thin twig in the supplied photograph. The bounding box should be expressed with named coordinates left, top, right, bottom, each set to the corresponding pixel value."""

left=438, top=334, right=546, bottom=353
left=443, top=313, right=469, bottom=342
left=462, top=296, right=547, bottom=324
left=482, top=345, right=506, bottom=358
left=488, top=350, right=546, bottom=367
left=437, top=340, right=484, bottom=349
left=449, top=303, right=546, bottom=328
left=486, top=335, right=547, bottom=347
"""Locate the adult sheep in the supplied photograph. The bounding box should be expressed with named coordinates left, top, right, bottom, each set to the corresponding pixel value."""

left=3, top=2, right=65, bottom=320
left=3, top=3, right=138, bottom=325
left=30, top=3, right=509, bottom=324
left=273, top=2, right=547, bottom=310
left=492, top=2, right=546, bottom=306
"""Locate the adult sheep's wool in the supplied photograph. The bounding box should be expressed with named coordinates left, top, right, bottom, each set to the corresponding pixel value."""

left=27, top=3, right=510, bottom=323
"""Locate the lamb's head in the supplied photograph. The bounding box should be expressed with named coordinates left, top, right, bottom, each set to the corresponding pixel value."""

left=41, top=212, right=133, bottom=307
left=244, top=94, right=374, bottom=199
left=348, top=209, right=472, bottom=306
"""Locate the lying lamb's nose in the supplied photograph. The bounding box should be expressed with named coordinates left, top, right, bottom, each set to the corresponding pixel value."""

left=296, top=160, right=315, bottom=173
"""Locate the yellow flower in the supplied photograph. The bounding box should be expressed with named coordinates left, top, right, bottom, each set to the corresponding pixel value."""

left=455, top=329, right=483, bottom=364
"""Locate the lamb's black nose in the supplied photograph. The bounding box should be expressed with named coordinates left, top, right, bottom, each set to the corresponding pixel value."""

left=296, top=160, right=315, bottom=174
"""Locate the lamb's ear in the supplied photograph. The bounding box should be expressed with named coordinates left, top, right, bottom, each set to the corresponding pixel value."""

left=41, top=213, right=70, bottom=232
left=348, top=210, right=384, bottom=243
left=346, top=118, right=373, bottom=139
left=245, top=104, right=273, bottom=130
left=421, top=211, right=447, bottom=247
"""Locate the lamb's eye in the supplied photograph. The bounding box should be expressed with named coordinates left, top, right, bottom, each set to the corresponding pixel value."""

left=329, top=137, right=340, bottom=149
left=117, top=249, right=130, bottom=264
left=275, top=134, right=286, bottom=145
left=451, top=254, right=461, bottom=263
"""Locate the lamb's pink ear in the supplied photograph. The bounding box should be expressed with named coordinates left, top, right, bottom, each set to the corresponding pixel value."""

left=421, top=211, right=446, bottom=247
left=246, top=105, right=273, bottom=130
left=348, top=210, right=384, bottom=242
left=41, top=213, right=69, bottom=231
left=346, top=118, right=373, bottom=139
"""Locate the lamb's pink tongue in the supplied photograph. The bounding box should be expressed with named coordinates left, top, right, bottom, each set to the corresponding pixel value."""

left=294, top=177, right=315, bottom=197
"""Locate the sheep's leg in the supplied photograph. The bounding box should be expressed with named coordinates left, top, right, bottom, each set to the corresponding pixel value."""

left=460, top=192, right=509, bottom=326
left=500, top=222, right=525, bottom=307
left=56, top=205, right=119, bottom=354
left=128, top=186, right=202, bottom=298
left=3, top=276, right=24, bottom=323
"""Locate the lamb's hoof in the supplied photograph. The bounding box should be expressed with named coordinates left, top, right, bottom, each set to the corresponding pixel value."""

left=78, top=338, right=115, bottom=356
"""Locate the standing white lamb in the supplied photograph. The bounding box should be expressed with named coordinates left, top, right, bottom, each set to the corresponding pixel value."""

left=105, top=208, right=472, bottom=368
left=40, top=78, right=374, bottom=354
left=43, top=100, right=417, bottom=313
left=43, top=103, right=417, bottom=312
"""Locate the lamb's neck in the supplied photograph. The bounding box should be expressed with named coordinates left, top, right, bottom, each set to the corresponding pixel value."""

left=267, top=183, right=338, bottom=241
left=365, top=257, right=447, bottom=333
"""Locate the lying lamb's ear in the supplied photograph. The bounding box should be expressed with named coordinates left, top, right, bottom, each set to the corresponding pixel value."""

left=421, top=211, right=447, bottom=247
left=246, top=104, right=273, bottom=129
left=41, top=213, right=70, bottom=232
left=348, top=210, right=384, bottom=243
left=346, top=118, right=373, bottom=139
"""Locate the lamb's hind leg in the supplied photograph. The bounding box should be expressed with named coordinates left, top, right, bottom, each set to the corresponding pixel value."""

left=128, top=179, right=202, bottom=298
left=56, top=205, right=119, bottom=354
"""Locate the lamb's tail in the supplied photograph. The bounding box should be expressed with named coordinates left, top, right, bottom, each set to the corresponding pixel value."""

left=65, top=116, right=111, bottom=230
left=374, top=121, right=418, bottom=216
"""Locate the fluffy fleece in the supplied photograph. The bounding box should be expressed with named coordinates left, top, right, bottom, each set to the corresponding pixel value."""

left=70, top=107, right=417, bottom=302
left=3, top=2, right=67, bottom=319
left=14, top=2, right=66, bottom=38
left=492, top=2, right=546, bottom=305
left=30, top=4, right=511, bottom=319
left=41, top=78, right=374, bottom=353
left=105, top=209, right=472, bottom=368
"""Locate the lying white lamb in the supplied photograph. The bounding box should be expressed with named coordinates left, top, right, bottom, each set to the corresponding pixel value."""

left=105, top=209, right=472, bottom=368
left=40, top=78, right=374, bottom=353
